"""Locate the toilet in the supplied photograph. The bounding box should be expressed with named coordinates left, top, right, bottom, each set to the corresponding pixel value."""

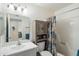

left=40, top=51, right=52, bottom=56
left=37, top=41, right=64, bottom=56
left=37, top=41, right=53, bottom=56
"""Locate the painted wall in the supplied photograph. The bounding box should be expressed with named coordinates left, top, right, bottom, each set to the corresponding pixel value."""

left=1, top=3, right=54, bottom=20
left=0, top=3, right=54, bottom=46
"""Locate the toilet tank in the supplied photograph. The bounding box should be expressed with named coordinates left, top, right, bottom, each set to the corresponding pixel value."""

left=37, top=42, right=45, bottom=52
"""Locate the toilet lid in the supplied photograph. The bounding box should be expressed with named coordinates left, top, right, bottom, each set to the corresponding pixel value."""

left=40, top=51, right=52, bottom=56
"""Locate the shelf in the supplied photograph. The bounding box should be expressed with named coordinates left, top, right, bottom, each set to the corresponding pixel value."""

left=37, top=39, right=47, bottom=43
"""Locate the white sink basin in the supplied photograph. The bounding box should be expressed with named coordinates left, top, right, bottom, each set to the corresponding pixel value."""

left=6, top=40, right=31, bottom=50
left=10, top=44, right=26, bottom=50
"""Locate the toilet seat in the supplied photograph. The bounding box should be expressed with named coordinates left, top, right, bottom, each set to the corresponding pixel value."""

left=40, top=51, right=52, bottom=56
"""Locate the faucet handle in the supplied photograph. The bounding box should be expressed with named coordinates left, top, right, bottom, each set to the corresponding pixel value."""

left=17, top=40, right=21, bottom=45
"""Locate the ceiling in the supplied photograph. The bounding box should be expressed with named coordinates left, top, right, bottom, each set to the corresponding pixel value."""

left=33, top=3, right=72, bottom=11
left=10, top=3, right=72, bottom=11
left=3, top=3, right=72, bottom=19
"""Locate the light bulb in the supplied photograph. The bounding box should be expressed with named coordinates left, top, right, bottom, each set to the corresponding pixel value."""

left=18, top=7, right=21, bottom=12
left=23, top=8, right=27, bottom=14
left=9, top=4, right=14, bottom=10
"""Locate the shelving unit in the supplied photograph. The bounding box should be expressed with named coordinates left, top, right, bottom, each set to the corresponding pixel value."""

left=32, top=20, right=49, bottom=51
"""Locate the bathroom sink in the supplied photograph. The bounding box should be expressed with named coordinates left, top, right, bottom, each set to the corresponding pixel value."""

left=8, top=40, right=30, bottom=50
left=10, top=44, right=26, bottom=50
left=0, top=41, right=38, bottom=56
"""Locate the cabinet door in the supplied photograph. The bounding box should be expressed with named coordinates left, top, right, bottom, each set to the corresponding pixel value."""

left=36, top=20, right=48, bottom=35
left=36, top=20, right=43, bottom=35
left=43, top=22, right=48, bottom=34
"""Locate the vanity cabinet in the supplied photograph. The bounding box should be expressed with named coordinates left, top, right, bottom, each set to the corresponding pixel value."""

left=0, top=41, right=38, bottom=56
left=9, top=48, right=37, bottom=56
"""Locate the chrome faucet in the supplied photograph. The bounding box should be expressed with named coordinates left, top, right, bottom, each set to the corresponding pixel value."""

left=17, top=40, right=21, bottom=45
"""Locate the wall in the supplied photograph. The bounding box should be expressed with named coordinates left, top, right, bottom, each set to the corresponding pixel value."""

left=0, top=3, right=54, bottom=46
left=1, top=3, right=54, bottom=20
left=25, top=4, right=54, bottom=20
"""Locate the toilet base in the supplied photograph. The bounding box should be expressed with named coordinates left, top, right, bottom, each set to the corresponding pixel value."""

left=40, top=51, right=52, bottom=56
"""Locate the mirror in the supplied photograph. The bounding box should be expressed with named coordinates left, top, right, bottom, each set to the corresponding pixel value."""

left=7, top=14, right=30, bottom=42
left=21, top=16, right=30, bottom=40
left=8, top=14, right=22, bottom=42
left=0, top=17, right=4, bottom=35
left=0, top=14, right=5, bottom=47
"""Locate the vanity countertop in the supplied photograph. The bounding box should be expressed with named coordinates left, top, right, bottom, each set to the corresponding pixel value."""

left=0, top=41, right=38, bottom=56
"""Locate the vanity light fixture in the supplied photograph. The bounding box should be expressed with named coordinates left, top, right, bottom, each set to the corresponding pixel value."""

left=14, top=6, right=17, bottom=10
left=21, top=7, right=27, bottom=13
left=7, top=4, right=27, bottom=13
left=20, top=5, right=27, bottom=13
left=7, top=4, right=9, bottom=8
left=7, top=4, right=14, bottom=11
left=23, top=7, right=27, bottom=14
left=21, top=8, right=24, bottom=12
